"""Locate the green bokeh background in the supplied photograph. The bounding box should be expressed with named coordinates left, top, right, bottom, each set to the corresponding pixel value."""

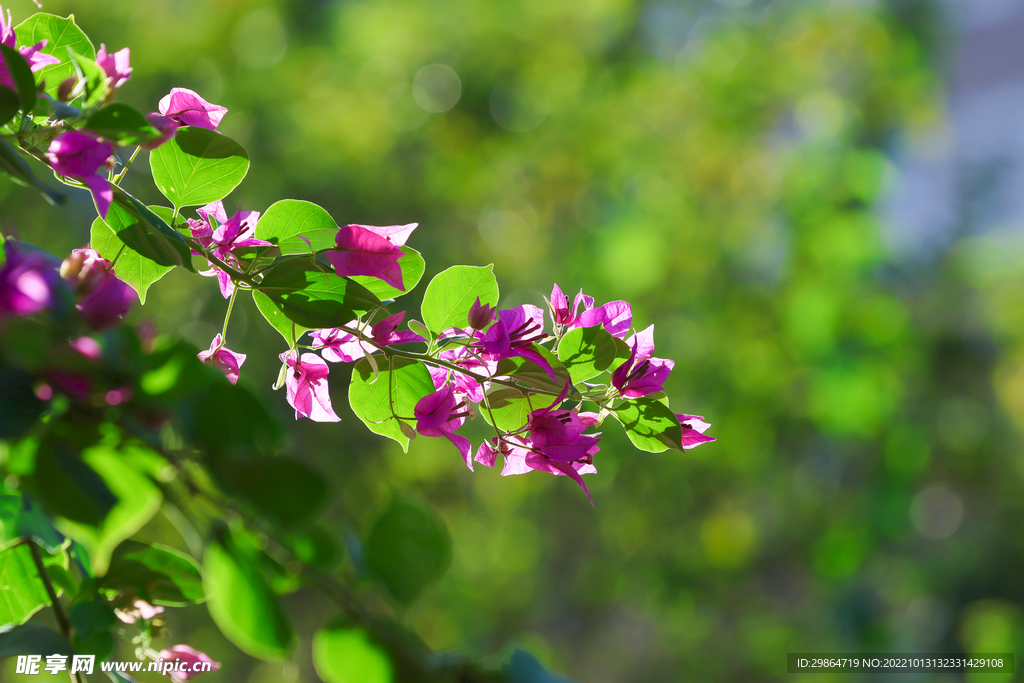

left=5, top=0, right=1024, bottom=681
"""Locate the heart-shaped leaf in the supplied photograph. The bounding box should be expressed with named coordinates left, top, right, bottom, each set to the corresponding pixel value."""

left=150, top=126, right=249, bottom=208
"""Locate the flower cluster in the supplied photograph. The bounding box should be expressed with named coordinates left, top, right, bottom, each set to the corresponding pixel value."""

left=2, top=1, right=714, bottom=506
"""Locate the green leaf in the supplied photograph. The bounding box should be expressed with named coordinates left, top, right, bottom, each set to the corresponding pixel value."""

left=0, top=623, right=74, bottom=658
left=67, top=49, right=106, bottom=108
left=85, top=103, right=160, bottom=146
left=104, top=187, right=194, bottom=270
left=255, top=199, right=338, bottom=254
left=481, top=387, right=534, bottom=431
left=421, top=265, right=499, bottom=334
left=365, top=497, right=452, bottom=605
left=14, top=13, right=95, bottom=98
left=253, top=289, right=307, bottom=344
left=351, top=248, right=426, bottom=301
left=213, top=456, right=327, bottom=524
left=348, top=357, right=434, bottom=452
left=150, top=126, right=249, bottom=208
left=91, top=206, right=176, bottom=304
left=0, top=46, right=34, bottom=113
left=68, top=595, right=115, bottom=659
left=313, top=626, right=394, bottom=683
left=203, top=536, right=294, bottom=660
left=556, top=325, right=628, bottom=384
left=0, top=488, right=21, bottom=549
left=504, top=649, right=577, bottom=683
left=0, top=138, right=66, bottom=206
left=56, top=444, right=163, bottom=575
left=101, top=541, right=204, bottom=606
left=255, top=256, right=381, bottom=330
left=0, top=86, right=19, bottom=128
left=611, top=398, right=684, bottom=453
left=0, top=544, right=50, bottom=626
left=30, top=439, right=116, bottom=528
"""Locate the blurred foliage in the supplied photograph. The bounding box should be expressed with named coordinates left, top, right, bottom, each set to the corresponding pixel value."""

left=6, top=0, right=1024, bottom=681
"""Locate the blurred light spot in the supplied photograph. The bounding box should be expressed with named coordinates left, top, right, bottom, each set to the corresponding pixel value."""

left=478, top=206, right=539, bottom=261
left=936, top=397, right=988, bottom=453
left=884, top=424, right=931, bottom=477
left=795, top=90, right=849, bottom=140
left=382, top=82, right=429, bottom=131
left=894, top=596, right=951, bottom=647
left=597, top=222, right=666, bottom=294
left=233, top=9, right=288, bottom=70
left=911, top=484, right=963, bottom=540
left=701, top=510, right=756, bottom=568
left=812, top=525, right=869, bottom=579
left=34, top=384, right=52, bottom=401
left=490, top=78, right=549, bottom=133
left=960, top=600, right=1023, bottom=682
left=844, top=149, right=892, bottom=203
left=413, top=64, right=461, bottom=113
left=105, top=387, right=132, bottom=406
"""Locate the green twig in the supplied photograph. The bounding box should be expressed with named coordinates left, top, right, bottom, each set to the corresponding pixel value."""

left=28, top=540, right=84, bottom=683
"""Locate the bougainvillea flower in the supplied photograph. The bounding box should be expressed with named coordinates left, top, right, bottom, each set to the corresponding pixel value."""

left=69, top=336, right=102, bottom=362
left=95, top=43, right=132, bottom=89
left=158, top=645, right=221, bottom=682
left=77, top=273, right=135, bottom=330
left=279, top=350, right=340, bottom=422
left=547, top=283, right=632, bottom=338
left=326, top=224, right=417, bottom=291
left=158, top=88, right=228, bottom=129
left=474, top=304, right=554, bottom=379
left=114, top=599, right=163, bottom=624
left=676, top=414, right=715, bottom=449
left=475, top=435, right=597, bottom=504
left=0, top=241, right=57, bottom=318
left=414, top=383, right=473, bottom=470
left=46, top=132, right=115, bottom=219
left=467, top=296, right=495, bottom=331
left=436, top=334, right=497, bottom=402
left=312, top=312, right=423, bottom=365
left=611, top=324, right=674, bottom=398
left=0, top=6, right=60, bottom=90
left=527, top=404, right=602, bottom=463
left=370, top=311, right=425, bottom=346
left=189, top=201, right=270, bottom=260
left=474, top=381, right=600, bottom=502
left=61, top=247, right=112, bottom=294
left=197, top=333, right=246, bottom=385
left=142, top=113, right=179, bottom=150
left=310, top=322, right=371, bottom=363
left=59, top=247, right=133, bottom=328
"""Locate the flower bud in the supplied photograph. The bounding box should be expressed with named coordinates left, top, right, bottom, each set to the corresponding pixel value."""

left=57, top=77, right=77, bottom=102
left=61, top=248, right=111, bottom=296
left=467, top=296, right=495, bottom=330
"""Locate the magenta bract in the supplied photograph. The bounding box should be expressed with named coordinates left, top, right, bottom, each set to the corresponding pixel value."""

left=46, top=132, right=115, bottom=219
left=158, top=88, right=228, bottom=129
left=280, top=350, right=340, bottom=422
left=198, top=333, right=247, bottom=385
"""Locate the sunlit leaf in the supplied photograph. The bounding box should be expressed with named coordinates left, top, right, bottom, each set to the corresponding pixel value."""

left=150, top=126, right=249, bottom=208
left=313, top=626, right=394, bottom=683
left=203, top=536, right=294, bottom=660
left=348, top=357, right=434, bottom=452
left=420, top=265, right=499, bottom=334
